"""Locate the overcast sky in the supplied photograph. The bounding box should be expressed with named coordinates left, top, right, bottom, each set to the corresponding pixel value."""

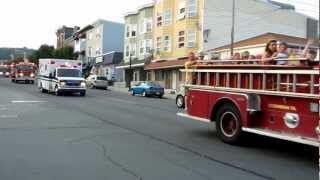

left=0, top=0, right=318, bottom=49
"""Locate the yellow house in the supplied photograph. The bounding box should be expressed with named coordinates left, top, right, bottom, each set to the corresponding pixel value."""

left=146, top=0, right=204, bottom=91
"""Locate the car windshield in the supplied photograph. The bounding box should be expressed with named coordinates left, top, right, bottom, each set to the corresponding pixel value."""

left=97, top=77, right=107, bottom=81
left=147, top=82, right=161, bottom=87
left=16, top=65, right=33, bottom=71
left=57, top=69, right=81, bottom=77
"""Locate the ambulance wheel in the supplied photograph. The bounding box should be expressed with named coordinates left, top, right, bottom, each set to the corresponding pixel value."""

left=40, top=84, right=47, bottom=93
left=30, top=80, right=34, bottom=84
left=215, top=103, right=243, bottom=144
left=80, top=91, right=86, bottom=97
left=54, top=86, right=61, bottom=96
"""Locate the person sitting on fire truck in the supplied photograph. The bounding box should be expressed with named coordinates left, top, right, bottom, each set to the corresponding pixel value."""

left=262, top=40, right=278, bottom=63
left=301, top=40, right=319, bottom=66
left=185, top=52, right=197, bottom=84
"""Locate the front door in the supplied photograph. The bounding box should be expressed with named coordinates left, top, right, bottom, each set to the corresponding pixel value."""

left=164, top=70, right=172, bottom=89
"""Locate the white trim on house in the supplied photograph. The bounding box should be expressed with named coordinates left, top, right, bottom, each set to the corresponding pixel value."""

left=116, top=63, right=145, bottom=69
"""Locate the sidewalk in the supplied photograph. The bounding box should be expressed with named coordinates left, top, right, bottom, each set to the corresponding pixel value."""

left=109, top=86, right=176, bottom=100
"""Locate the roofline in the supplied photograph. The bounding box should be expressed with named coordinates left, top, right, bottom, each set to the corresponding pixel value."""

left=124, top=2, right=154, bottom=17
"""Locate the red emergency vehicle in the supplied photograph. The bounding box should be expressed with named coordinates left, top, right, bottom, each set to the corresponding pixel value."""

left=177, top=59, right=320, bottom=147
left=11, top=62, right=36, bottom=84
left=0, top=64, right=10, bottom=77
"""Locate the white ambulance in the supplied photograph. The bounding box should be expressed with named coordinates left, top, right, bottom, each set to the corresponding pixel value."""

left=38, top=59, right=86, bottom=96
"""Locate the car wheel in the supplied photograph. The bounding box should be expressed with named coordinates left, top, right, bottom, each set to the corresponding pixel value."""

left=142, top=91, right=146, bottom=97
left=176, top=95, right=185, bottom=108
left=158, top=94, right=163, bottom=99
left=215, top=103, right=243, bottom=145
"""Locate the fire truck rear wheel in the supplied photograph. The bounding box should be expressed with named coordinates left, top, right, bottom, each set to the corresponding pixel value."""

left=215, top=104, right=243, bottom=144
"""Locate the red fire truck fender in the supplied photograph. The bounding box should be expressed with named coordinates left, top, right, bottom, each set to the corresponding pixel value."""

left=207, top=91, right=261, bottom=127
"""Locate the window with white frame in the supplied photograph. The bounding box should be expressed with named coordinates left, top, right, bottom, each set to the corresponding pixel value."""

left=146, top=18, right=152, bottom=32
left=88, top=31, right=93, bottom=40
left=131, top=24, right=137, bottom=37
left=130, top=43, right=136, bottom=56
left=88, top=47, right=92, bottom=57
left=125, top=45, right=130, bottom=57
left=139, top=40, right=144, bottom=54
left=188, top=0, right=197, bottom=17
left=163, top=35, right=171, bottom=52
left=177, top=31, right=185, bottom=48
left=178, top=0, right=186, bottom=20
left=187, top=30, right=196, bottom=48
left=156, top=37, right=162, bottom=53
left=156, top=13, right=163, bottom=27
left=96, top=48, right=101, bottom=55
left=96, top=26, right=102, bottom=39
left=163, top=9, right=172, bottom=26
left=145, top=39, right=152, bottom=53
left=126, top=25, right=130, bottom=38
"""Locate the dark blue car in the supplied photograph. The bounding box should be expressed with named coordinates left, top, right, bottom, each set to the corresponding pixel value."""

left=131, top=82, right=164, bottom=98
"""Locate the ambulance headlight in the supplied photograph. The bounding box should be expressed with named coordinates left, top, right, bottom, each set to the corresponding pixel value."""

left=0, top=72, right=3, bottom=75
left=80, top=82, right=86, bottom=88
left=5, top=72, right=9, bottom=76
left=30, top=73, right=35, bottom=78
left=19, top=73, right=24, bottom=77
left=59, top=81, right=66, bottom=87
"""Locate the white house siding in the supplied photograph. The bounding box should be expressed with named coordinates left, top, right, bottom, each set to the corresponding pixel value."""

left=203, top=0, right=308, bottom=51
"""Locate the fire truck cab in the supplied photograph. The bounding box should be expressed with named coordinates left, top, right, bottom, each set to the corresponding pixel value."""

left=177, top=59, right=320, bottom=147
left=11, top=62, right=36, bottom=84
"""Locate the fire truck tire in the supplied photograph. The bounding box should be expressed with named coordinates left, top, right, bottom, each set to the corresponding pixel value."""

left=176, top=95, right=185, bottom=108
left=215, top=103, right=243, bottom=144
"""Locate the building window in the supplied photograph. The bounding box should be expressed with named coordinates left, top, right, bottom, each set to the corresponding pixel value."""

left=187, top=30, right=196, bottom=48
left=146, top=72, right=151, bottom=81
left=155, top=70, right=164, bottom=81
left=139, top=40, right=144, bottom=54
left=178, top=31, right=185, bottom=48
left=178, top=71, right=184, bottom=81
left=188, top=0, right=197, bottom=17
left=126, top=26, right=130, bottom=38
left=133, top=71, right=139, bottom=81
left=143, top=18, right=153, bottom=33
left=131, top=25, right=137, bottom=37
left=178, top=0, right=186, bottom=20
left=157, top=13, right=163, bottom=27
left=156, top=37, right=162, bottom=54
left=88, top=47, right=92, bottom=57
left=96, top=27, right=101, bottom=39
left=88, top=31, right=93, bottom=40
left=145, top=39, right=152, bottom=53
left=130, top=43, right=136, bottom=57
left=163, top=9, right=172, bottom=26
left=203, top=29, right=211, bottom=43
left=125, top=45, right=130, bottom=57
left=163, top=35, right=171, bottom=52
left=96, top=48, right=101, bottom=55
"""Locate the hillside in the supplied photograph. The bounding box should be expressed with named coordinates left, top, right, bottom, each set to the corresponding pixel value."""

left=0, top=47, right=35, bottom=60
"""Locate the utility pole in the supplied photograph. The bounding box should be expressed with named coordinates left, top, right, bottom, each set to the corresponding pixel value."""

left=230, top=0, right=235, bottom=57
left=128, top=54, right=132, bottom=91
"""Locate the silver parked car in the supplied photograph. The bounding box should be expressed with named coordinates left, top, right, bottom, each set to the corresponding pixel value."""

left=86, top=75, right=109, bottom=90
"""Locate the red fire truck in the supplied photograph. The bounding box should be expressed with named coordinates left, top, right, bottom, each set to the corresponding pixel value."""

left=11, top=62, right=36, bottom=84
left=177, top=59, right=320, bottom=147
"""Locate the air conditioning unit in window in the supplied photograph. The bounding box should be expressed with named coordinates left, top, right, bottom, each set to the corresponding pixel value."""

left=177, top=13, right=186, bottom=20
left=187, top=42, right=196, bottom=48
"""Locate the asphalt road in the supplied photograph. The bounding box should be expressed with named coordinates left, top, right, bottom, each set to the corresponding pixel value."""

left=0, top=78, right=317, bottom=180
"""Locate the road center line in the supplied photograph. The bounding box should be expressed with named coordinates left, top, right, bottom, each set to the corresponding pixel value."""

left=0, top=115, right=18, bottom=119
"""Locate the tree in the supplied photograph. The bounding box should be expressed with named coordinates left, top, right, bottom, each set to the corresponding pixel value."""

left=53, top=46, right=74, bottom=60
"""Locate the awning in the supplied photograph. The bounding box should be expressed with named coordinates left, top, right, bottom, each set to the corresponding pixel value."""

left=144, top=59, right=188, bottom=70
left=116, top=59, right=145, bottom=69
